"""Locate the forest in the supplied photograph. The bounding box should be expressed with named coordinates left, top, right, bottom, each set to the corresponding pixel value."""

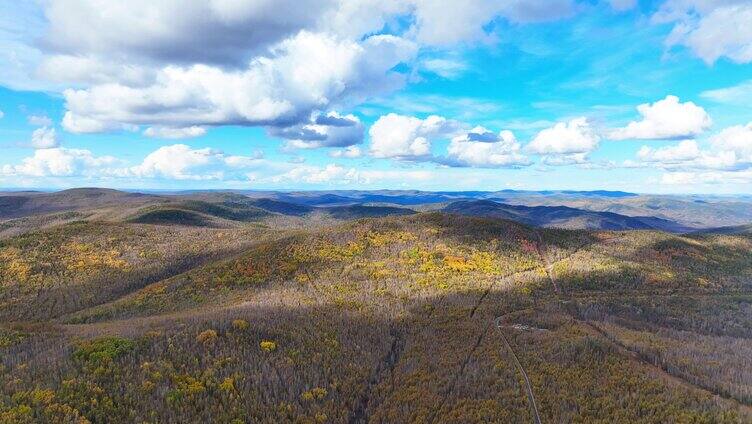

left=1, top=190, right=751, bottom=423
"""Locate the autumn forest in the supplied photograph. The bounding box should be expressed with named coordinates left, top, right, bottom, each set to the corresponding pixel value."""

left=1, top=188, right=751, bottom=423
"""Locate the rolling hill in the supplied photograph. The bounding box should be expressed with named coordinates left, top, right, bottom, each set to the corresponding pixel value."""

left=320, top=204, right=415, bottom=220
left=1, top=209, right=750, bottom=423
left=126, top=200, right=272, bottom=227
left=0, top=188, right=162, bottom=219
left=1, top=198, right=752, bottom=422
left=692, top=223, right=752, bottom=235
left=442, top=199, right=692, bottom=232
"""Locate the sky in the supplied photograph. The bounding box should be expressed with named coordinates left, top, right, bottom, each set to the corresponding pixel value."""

left=0, top=0, right=751, bottom=194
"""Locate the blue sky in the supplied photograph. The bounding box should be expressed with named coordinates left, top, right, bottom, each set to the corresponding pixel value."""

left=1, top=0, right=751, bottom=193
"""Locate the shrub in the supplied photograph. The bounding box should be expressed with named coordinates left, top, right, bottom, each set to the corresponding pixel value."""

left=72, top=337, right=135, bottom=364
left=196, top=330, right=218, bottom=345
left=260, top=340, right=277, bottom=352
left=301, top=387, right=328, bottom=401
left=219, top=377, right=235, bottom=392
left=232, top=319, right=249, bottom=330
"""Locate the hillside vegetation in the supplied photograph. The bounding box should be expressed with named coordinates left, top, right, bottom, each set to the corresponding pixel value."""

left=0, top=221, right=270, bottom=321
left=1, top=190, right=751, bottom=423
left=443, top=199, right=691, bottom=232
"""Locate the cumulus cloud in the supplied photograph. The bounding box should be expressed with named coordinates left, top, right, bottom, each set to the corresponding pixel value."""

left=128, top=144, right=263, bottom=180
left=329, top=146, right=363, bottom=158
left=269, top=163, right=437, bottom=186
left=0, top=110, right=4, bottom=119
left=633, top=140, right=737, bottom=171
left=271, top=112, right=364, bottom=149
left=369, top=113, right=460, bottom=159
left=38, top=55, right=155, bottom=86
left=609, top=95, right=712, bottom=140
left=368, top=115, right=531, bottom=168
left=270, top=164, right=363, bottom=185
left=0, top=142, right=273, bottom=182
left=443, top=128, right=530, bottom=168
left=631, top=122, right=752, bottom=172
left=35, top=0, right=589, bottom=142
left=1, top=147, right=118, bottom=177
left=527, top=118, right=600, bottom=163
left=637, top=140, right=701, bottom=164
left=42, top=0, right=331, bottom=68
left=61, top=32, right=416, bottom=135
left=41, top=0, right=577, bottom=66
left=27, top=115, right=52, bottom=126
left=61, top=112, right=138, bottom=134
left=541, top=152, right=591, bottom=166
left=143, top=126, right=207, bottom=139
left=710, top=122, right=752, bottom=165
left=30, top=127, right=61, bottom=149
left=654, top=1, right=752, bottom=64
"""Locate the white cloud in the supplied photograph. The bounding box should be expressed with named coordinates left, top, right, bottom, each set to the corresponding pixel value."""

left=128, top=144, right=262, bottom=180
left=2, top=0, right=591, bottom=146
left=527, top=117, right=600, bottom=156
left=369, top=113, right=460, bottom=159
left=541, top=152, right=591, bottom=166
left=143, top=126, right=207, bottom=139
left=0, top=110, right=4, bottom=119
left=660, top=171, right=699, bottom=186
left=409, top=0, right=575, bottom=45
left=271, top=164, right=363, bottom=184
left=444, top=128, right=530, bottom=168
left=36, top=0, right=586, bottom=141
left=38, top=55, right=155, bottom=86
left=41, top=0, right=576, bottom=66
left=701, top=80, right=752, bottom=106
left=62, top=112, right=136, bottom=134
left=710, top=122, right=752, bottom=164
left=272, top=112, right=364, bottom=149
left=61, top=32, right=416, bottom=134
left=420, top=58, right=467, bottom=79
left=654, top=1, right=752, bottom=64
left=367, top=115, right=543, bottom=168
left=27, top=115, right=52, bottom=126
left=637, top=140, right=701, bottom=163
left=1, top=147, right=118, bottom=177
left=42, top=0, right=332, bottom=68
left=269, top=163, right=437, bottom=185
left=631, top=123, right=752, bottom=172
left=329, top=146, right=362, bottom=158
left=634, top=140, right=739, bottom=171
left=609, top=95, right=712, bottom=140
left=30, top=127, right=61, bottom=149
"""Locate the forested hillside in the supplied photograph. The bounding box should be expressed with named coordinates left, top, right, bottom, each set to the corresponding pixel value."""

left=1, top=191, right=751, bottom=423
